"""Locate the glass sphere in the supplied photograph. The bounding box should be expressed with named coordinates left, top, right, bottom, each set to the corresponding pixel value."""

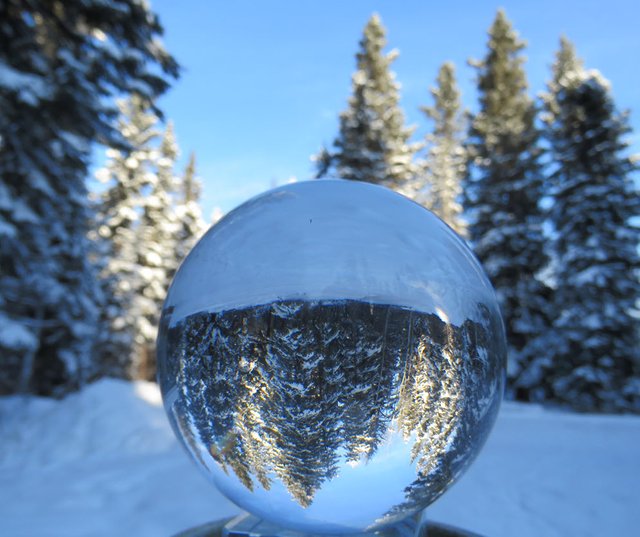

left=157, top=180, right=506, bottom=534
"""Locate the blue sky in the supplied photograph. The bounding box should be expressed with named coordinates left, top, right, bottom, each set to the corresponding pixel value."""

left=152, top=0, right=640, bottom=218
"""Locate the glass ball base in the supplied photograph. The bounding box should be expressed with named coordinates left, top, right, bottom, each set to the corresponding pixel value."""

left=174, top=513, right=485, bottom=537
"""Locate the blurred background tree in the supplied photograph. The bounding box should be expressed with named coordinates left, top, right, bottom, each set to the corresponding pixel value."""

left=0, top=0, right=178, bottom=395
left=419, top=62, right=467, bottom=237
left=317, top=14, right=420, bottom=191
left=462, top=10, right=553, bottom=402
left=538, top=39, right=640, bottom=411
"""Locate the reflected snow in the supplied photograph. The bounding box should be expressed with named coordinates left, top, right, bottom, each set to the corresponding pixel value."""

left=157, top=180, right=506, bottom=533
left=164, top=180, right=496, bottom=326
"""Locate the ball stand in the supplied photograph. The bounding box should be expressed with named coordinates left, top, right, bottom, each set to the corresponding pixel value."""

left=175, top=512, right=484, bottom=537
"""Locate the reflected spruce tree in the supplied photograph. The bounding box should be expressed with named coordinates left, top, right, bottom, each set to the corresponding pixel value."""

left=255, top=302, right=342, bottom=506
left=165, top=299, right=500, bottom=509
left=381, top=307, right=503, bottom=524
left=339, top=304, right=405, bottom=463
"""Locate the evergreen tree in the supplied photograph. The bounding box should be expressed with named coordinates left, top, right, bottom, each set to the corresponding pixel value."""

left=465, top=10, right=552, bottom=399
left=174, top=152, right=207, bottom=271
left=541, top=39, right=640, bottom=411
left=318, top=14, right=419, bottom=190
left=0, top=0, right=178, bottom=395
left=94, top=96, right=162, bottom=378
left=420, top=62, right=467, bottom=237
left=135, top=121, right=181, bottom=379
left=544, top=37, right=584, bottom=118
left=97, top=102, right=205, bottom=380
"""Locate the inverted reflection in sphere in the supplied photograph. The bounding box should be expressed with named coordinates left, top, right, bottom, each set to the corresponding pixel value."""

left=157, top=180, right=506, bottom=534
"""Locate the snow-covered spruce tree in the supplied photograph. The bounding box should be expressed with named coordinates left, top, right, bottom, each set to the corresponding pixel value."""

left=541, top=39, right=640, bottom=412
left=420, top=62, right=467, bottom=237
left=94, top=96, right=163, bottom=379
left=135, top=121, right=181, bottom=380
left=318, top=14, right=420, bottom=190
left=97, top=106, right=205, bottom=380
left=173, top=152, right=207, bottom=272
left=0, top=0, right=178, bottom=395
left=465, top=10, right=552, bottom=400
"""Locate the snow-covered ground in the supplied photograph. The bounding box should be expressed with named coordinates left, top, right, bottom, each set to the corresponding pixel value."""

left=1, top=380, right=638, bottom=537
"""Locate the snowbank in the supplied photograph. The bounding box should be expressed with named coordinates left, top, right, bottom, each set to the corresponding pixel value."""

left=1, top=379, right=638, bottom=537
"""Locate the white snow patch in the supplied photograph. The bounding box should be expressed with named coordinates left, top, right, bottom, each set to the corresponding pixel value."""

left=0, top=316, right=37, bottom=350
left=0, top=219, right=16, bottom=238
left=166, top=181, right=498, bottom=327
left=134, top=381, right=163, bottom=407
left=0, top=61, right=51, bottom=104
left=11, top=198, right=39, bottom=223
left=1, top=381, right=639, bottom=537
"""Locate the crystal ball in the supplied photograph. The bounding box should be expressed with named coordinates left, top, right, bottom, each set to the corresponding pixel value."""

left=157, top=180, right=505, bottom=534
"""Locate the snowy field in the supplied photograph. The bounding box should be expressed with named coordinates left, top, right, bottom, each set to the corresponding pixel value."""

left=1, top=379, right=639, bottom=537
